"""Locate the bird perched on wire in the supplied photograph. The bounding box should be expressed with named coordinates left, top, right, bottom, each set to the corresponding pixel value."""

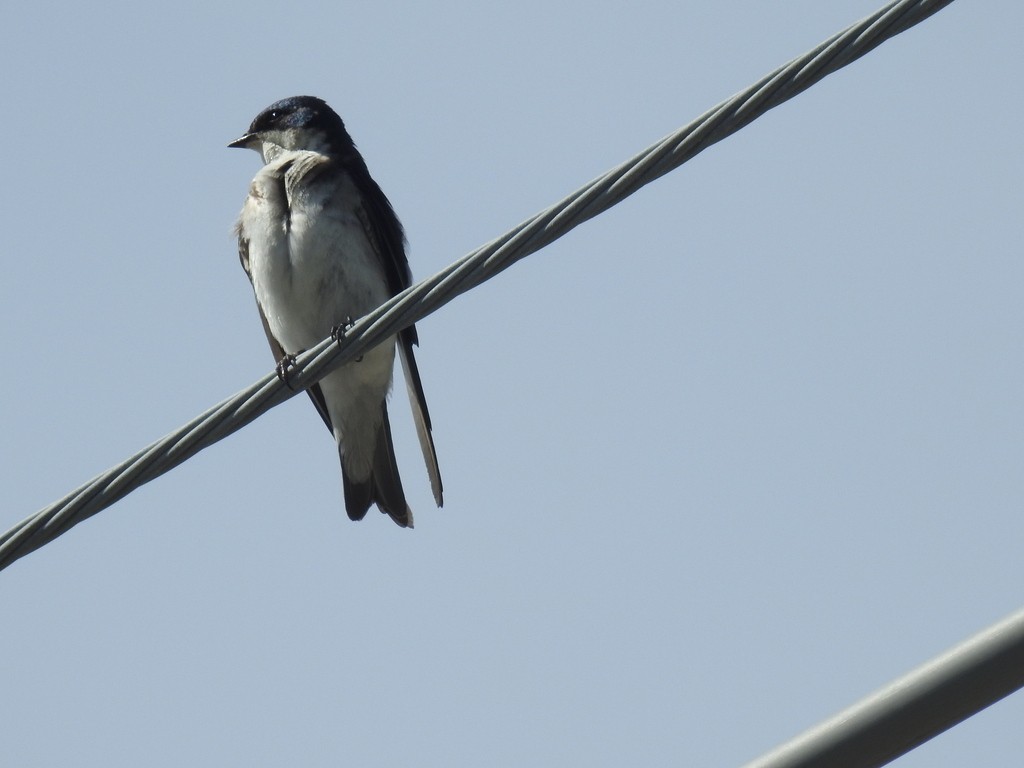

left=230, top=96, right=442, bottom=528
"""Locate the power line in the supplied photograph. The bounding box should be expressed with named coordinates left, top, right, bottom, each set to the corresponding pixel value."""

left=1, top=0, right=956, bottom=573
left=18, top=2, right=1024, bottom=765
left=742, top=608, right=1024, bottom=768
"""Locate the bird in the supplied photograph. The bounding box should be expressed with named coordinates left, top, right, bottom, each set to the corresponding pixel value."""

left=229, top=95, right=442, bottom=528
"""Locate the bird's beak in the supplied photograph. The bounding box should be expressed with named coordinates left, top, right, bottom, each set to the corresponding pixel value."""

left=228, top=133, right=257, bottom=149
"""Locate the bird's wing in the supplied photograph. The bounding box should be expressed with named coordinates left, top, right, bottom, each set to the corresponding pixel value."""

left=349, top=158, right=443, bottom=506
left=397, top=339, right=443, bottom=506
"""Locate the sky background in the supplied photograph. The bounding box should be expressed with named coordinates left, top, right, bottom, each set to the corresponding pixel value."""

left=2, top=1, right=1022, bottom=766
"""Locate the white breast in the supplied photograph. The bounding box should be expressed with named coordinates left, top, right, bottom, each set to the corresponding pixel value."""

left=237, top=150, right=398, bottom=461
left=241, top=150, right=390, bottom=354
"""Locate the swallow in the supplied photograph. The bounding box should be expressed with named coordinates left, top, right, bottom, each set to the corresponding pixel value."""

left=231, top=96, right=442, bottom=527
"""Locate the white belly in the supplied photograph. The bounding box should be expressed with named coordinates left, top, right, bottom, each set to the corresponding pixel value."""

left=240, top=151, right=397, bottom=474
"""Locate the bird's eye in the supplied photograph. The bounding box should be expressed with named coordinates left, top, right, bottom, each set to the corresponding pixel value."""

left=269, top=110, right=280, bottom=121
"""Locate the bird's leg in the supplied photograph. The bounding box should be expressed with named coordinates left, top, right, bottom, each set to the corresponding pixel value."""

left=275, top=353, right=300, bottom=390
left=331, top=316, right=363, bottom=362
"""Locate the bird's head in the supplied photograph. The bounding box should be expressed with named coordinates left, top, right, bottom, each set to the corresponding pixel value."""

left=228, top=96, right=351, bottom=162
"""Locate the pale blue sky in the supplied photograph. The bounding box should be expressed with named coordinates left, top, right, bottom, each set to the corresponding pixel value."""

left=2, top=2, right=1022, bottom=766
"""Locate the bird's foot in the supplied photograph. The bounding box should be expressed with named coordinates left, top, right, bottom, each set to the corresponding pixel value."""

left=331, top=316, right=363, bottom=362
left=275, top=353, right=299, bottom=390
left=330, top=316, right=355, bottom=342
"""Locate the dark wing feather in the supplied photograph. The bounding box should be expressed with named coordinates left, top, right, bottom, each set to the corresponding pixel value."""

left=347, top=152, right=443, bottom=506
left=341, top=151, right=413, bottom=307
left=398, top=339, right=443, bottom=506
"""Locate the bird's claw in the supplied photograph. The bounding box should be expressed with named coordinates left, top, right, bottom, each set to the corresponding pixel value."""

left=275, top=353, right=299, bottom=390
left=330, top=316, right=355, bottom=342
left=331, top=316, right=363, bottom=362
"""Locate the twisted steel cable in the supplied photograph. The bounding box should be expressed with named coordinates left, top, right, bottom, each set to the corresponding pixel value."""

left=0, top=0, right=956, bottom=571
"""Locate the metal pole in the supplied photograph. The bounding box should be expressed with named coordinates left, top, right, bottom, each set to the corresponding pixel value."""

left=742, top=608, right=1024, bottom=768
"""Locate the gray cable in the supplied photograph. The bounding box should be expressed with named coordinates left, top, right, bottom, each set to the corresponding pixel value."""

left=741, top=608, right=1024, bottom=768
left=0, top=0, right=955, bottom=572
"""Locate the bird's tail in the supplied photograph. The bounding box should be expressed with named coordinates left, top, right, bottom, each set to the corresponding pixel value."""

left=341, top=407, right=413, bottom=528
